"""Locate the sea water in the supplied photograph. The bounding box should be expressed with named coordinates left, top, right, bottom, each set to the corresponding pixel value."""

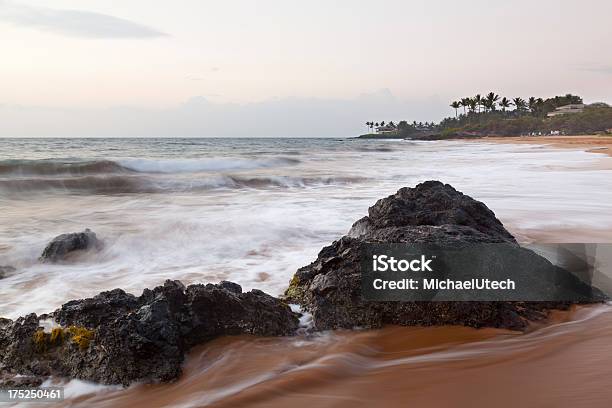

left=1, top=137, right=611, bottom=319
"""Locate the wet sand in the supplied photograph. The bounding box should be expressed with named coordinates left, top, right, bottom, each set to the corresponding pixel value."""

left=475, top=135, right=612, bottom=157
left=63, top=305, right=612, bottom=408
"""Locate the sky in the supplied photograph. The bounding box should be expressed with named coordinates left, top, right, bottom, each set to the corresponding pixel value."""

left=1, top=0, right=611, bottom=137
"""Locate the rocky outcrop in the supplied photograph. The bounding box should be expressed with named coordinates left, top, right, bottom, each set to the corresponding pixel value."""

left=0, top=280, right=298, bottom=386
left=347, top=180, right=515, bottom=242
left=40, top=229, right=101, bottom=263
left=1, top=180, right=605, bottom=387
left=285, top=181, right=604, bottom=331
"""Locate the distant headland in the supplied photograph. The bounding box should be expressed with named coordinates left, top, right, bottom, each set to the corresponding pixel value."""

left=359, top=93, right=612, bottom=140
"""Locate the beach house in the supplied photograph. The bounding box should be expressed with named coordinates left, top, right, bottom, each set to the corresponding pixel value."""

left=547, top=104, right=585, bottom=117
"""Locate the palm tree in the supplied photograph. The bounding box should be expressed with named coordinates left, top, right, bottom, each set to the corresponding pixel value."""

left=468, top=98, right=477, bottom=113
left=529, top=98, right=544, bottom=116
left=485, top=92, right=500, bottom=111
left=482, top=99, right=492, bottom=113
left=380, top=121, right=385, bottom=127
left=460, top=97, right=470, bottom=115
left=527, top=97, right=536, bottom=113
left=474, top=94, right=482, bottom=114
left=499, top=97, right=511, bottom=112
left=450, top=101, right=461, bottom=118
left=513, top=97, right=527, bottom=112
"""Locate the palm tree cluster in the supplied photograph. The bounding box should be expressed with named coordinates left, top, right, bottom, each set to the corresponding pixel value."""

left=365, top=121, right=390, bottom=132
left=450, top=93, right=583, bottom=118
left=439, top=93, right=595, bottom=136
left=365, top=120, right=437, bottom=133
left=449, top=93, right=545, bottom=117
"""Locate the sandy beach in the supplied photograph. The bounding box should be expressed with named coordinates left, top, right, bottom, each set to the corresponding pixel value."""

left=475, top=135, right=612, bottom=157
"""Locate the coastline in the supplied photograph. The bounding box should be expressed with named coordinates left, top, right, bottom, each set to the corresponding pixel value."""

left=58, top=303, right=612, bottom=408
left=469, top=135, right=612, bottom=157
left=3, top=138, right=612, bottom=407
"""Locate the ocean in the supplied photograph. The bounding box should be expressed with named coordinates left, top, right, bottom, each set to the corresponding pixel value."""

left=1, top=137, right=612, bottom=319
left=2, top=137, right=612, bottom=407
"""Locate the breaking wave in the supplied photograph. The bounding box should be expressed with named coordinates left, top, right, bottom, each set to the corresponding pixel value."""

left=0, top=160, right=131, bottom=176
left=0, top=175, right=367, bottom=195
left=0, top=157, right=300, bottom=176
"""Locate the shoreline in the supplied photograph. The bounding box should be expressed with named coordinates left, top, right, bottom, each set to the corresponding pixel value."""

left=468, top=135, right=612, bottom=157
left=60, top=303, right=612, bottom=408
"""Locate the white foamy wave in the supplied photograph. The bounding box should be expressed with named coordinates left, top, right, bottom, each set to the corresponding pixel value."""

left=41, top=378, right=122, bottom=399
left=289, top=303, right=314, bottom=332
left=118, top=157, right=300, bottom=174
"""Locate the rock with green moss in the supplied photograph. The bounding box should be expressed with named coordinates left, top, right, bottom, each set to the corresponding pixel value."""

left=0, top=280, right=298, bottom=386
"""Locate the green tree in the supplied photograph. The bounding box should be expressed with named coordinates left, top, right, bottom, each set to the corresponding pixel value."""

left=397, top=121, right=409, bottom=130
left=468, top=98, right=477, bottom=113
left=513, top=97, right=527, bottom=112
left=499, top=97, right=511, bottom=111
left=528, top=97, right=537, bottom=114
left=474, top=94, right=482, bottom=114
left=460, top=98, right=470, bottom=115
left=485, top=92, right=500, bottom=111
left=450, top=101, right=461, bottom=117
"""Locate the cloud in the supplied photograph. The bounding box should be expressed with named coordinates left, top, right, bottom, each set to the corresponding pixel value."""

left=579, top=65, right=612, bottom=75
left=0, top=0, right=167, bottom=38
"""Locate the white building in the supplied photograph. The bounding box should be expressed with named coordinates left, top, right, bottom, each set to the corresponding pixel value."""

left=376, top=125, right=397, bottom=134
left=547, top=104, right=585, bottom=117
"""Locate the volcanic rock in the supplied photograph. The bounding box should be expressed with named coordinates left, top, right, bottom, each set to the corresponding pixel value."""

left=0, top=280, right=298, bottom=386
left=40, top=229, right=101, bottom=263
left=0, top=266, right=16, bottom=279
left=285, top=181, right=604, bottom=331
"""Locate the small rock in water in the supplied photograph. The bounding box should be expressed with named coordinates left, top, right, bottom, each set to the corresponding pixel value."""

left=0, top=265, right=16, bottom=279
left=39, top=229, right=101, bottom=263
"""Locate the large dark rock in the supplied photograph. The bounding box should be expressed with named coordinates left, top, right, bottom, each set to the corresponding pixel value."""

left=348, top=180, right=515, bottom=242
left=285, top=181, right=603, bottom=331
left=0, top=280, right=298, bottom=386
left=40, top=229, right=101, bottom=263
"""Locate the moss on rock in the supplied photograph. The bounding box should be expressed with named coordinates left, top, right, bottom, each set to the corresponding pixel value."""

left=67, top=326, right=95, bottom=350
left=284, top=275, right=305, bottom=300
left=32, top=330, right=47, bottom=353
